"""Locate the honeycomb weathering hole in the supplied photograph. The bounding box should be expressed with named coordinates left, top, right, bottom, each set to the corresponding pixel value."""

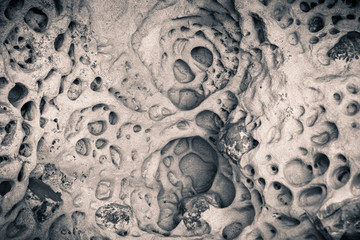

left=8, top=82, right=28, bottom=107
left=4, top=0, right=24, bottom=20
left=0, top=181, right=12, bottom=197
left=173, top=59, right=195, bottom=83
left=179, top=152, right=217, bottom=193
left=190, top=46, right=213, bottom=68
left=24, top=8, right=48, bottom=33
left=0, top=0, right=360, bottom=239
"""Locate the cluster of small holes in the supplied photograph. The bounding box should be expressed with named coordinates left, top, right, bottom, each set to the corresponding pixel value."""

left=332, top=83, right=359, bottom=128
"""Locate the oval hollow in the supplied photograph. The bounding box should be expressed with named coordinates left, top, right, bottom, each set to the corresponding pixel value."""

left=332, top=166, right=350, bottom=189
left=88, top=120, right=106, bottom=136
left=75, top=138, right=90, bottom=156
left=108, top=112, right=118, bottom=125
left=20, top=101, right=36, bottom=121
left=346, top=101, right=359, bottom=116
left=313, top=153, right=330, bottom=176
left=95, top=138, right=108, bottom=149
left=90, top=77, right=102, bottom=91
left=4, top=0, right=24, bottom=20
left=298, top=185, right=327, bottom=207
left=173, top=59, right=195, bottom=83
left=110, top=145, right=122, bottom=169
left=168, top=88, right=204, bottom=110
left=222, top=222, right=243, bottom=240
left=284, top=158, right=313, bottom=187
left=174, top=138, right=189, bottom=156
left=179, top=152, right=217, bottom=193
left=244, top=164, right=255, bottom=176
left=0, top=77, right=8, bottom=88
left=8, top=83, right=28, bottom=107
left=191, top=46, right=213, bottom=67
left=67, top=78, right=82, bottom=101
left=195, top=110, right=223, bottom=133
left=24, top=8, right=48, bottom=33
left=54, top=33, right=64, bottom=51
left=19, top=143, right=32, bottom=157
left=308, top=16, right=324, bottom=33
left=0, top=181, right=12, bottom=197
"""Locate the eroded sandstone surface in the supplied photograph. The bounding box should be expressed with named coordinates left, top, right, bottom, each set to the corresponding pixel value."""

left=0, top=0, right=359, bottom=239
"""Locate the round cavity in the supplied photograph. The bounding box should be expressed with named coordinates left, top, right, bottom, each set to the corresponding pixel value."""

left=333, top=92, right=341, bottom=102
left=313, top=153, right=330, bottom=176
left=19, top=143, right=32, bottom=157
left=270, top=164, right=278, bottom=175
left=24, top=8, right=48, bottom=33
left=20, top=101, right=36, bottom=121
left=258, top=178, right=266, bottom=188
left=298, top=185, right=327, bottom=207
left=75, top=138, right=91, bottom=156
left=284, top=158, right=313, bottom=187
left=95, top=139, right=108, bottom=149
left=109, top=145, right=122, bottom=169
left=222, top=222, right=243, bottom=240
left=173, top=59, right=195, bottom=83
left=8, top=82, right=28, bottom=106
left=88, top=120, right=107, bottom=136
left=108, top=112, right=118, bottom=125
left=346, top=101, right=359, bottom=116
left=133, top=124, right=142, bottom=133
left=308, top=16, right=324, bottom=33
left=179, top=152, right=217, bottom=193
left=244, top=165, right=255, bottom=176
left=191, top=46, right=213, bottom=67
left=332, top=166, right=350, bottom=189
left=346, top=84, right=358, bottom=94
left=174, top=138, right=189, bottom=155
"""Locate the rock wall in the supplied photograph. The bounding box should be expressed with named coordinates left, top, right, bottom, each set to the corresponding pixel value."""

left=0, top=0, right=359, bottom=239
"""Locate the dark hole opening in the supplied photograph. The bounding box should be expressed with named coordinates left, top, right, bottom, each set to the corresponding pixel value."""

left=54, top=33, right=64, bottom=51
left=0, top=77, right=9, bottom=88
left=8, top=82, right=28, bottom=106
left=0, top=181, right=12, bottom=196
left=17, top=164, right=25, bottom=181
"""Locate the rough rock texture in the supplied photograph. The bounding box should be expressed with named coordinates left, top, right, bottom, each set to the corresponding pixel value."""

left=0, top=0, right=359, bottom=239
